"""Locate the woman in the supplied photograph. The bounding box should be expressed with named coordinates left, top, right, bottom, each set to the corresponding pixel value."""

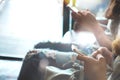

left=72, top=0, right=120, bottom=80
left=72, top=0, right=120, bottom=51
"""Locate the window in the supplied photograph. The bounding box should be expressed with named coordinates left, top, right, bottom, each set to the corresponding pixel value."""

left=0, top=0, right=110, bottom=57
left=0, top=0, right=63, bottom=57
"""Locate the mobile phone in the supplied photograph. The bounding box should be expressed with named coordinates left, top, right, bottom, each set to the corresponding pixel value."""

left=67, top=4, right=79, bottom=13
left=71, top=45, right=86, bottom=56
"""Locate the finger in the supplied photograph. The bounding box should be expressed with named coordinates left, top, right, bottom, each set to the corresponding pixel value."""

left=81, top=10, right=90, bottom=16
left=91, top=49, right=103, bottom=58
left=78, top=11, right=85, bottom=16
left=71, top=11, right=79, bottom=20
left=98, top=47, right=112, bottom=57
left=96, top=54, right=105, bottom=61
left=97, top=47, right=105, bottom=52
left=71, top=45, right=86, bottom=56
left=80, top=10, right=87, bottom=16
left=91, top=50, right=98, bottom=58
left=77, top=54, right=88, bottom=62
left=72, top=11, right=82, bottom=22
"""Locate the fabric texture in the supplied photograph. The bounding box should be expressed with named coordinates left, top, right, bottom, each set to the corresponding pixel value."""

left=18, top=50, right=58, bottom=80
left=62, top=30, right=99, bottom=55
left=19, top=43, right=120, bottom=80
left=44, top=65, right=84, bottom=80
left=107, top=55, right=120, bottom=80
left=34, top=42, right=74, bottom=52
left=18, top=48, right=84, bottom=80
left=18, top=47, right=120, bottom=80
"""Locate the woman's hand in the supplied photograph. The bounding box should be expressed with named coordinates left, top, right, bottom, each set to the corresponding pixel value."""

left=72, top=10, right=112, bottom=51
left=77, top=50, right=107, bottom=80
left=71, top=10, right=101, bottom=32
left=92, top=47, right=113, bottom=67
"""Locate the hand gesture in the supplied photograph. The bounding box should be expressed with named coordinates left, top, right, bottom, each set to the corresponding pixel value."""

left=77, top=50, right=107, bottom=80
left=92, top=47, right=113, bottom=66
left=72, top=10, right=101, bottom=32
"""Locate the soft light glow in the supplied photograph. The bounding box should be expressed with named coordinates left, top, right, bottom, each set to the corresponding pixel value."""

left=76, top=0, right=102, bottom=10
left=0, top=0, right=63, bottom=42
left=62, top=31, right=97, bottom=47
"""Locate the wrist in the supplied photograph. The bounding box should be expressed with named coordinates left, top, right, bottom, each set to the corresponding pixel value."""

left=92, top=24, right=104, bottom=34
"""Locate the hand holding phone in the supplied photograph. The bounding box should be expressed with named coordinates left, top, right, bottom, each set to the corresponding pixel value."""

left=67, top=4, right=79, bottom=13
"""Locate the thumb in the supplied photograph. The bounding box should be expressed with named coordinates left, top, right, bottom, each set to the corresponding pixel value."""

left=96, top=54, right=105, bottom=62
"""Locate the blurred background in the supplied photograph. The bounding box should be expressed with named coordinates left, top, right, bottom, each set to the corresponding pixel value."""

left=0, top=0, right=109, bottom=80
left=0, top=0, right=109, bottom=57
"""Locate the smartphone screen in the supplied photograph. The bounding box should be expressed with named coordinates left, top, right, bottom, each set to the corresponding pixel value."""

left=67, top=4, right=79, bottom=13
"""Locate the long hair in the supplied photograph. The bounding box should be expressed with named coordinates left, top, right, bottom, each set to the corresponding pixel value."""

left=112, top=37, right=120, bottom=55
left=110, top=18, right=120, bottom=39
left=107, top=0, right=120, bottom=39
left=112, top=0, right=120, bottom=18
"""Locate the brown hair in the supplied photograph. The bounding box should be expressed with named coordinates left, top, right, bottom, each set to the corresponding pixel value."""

left=112, top=0, right=120, bottom=18
left=112, top=36, right=120, bottom=55
left=105, top=0, right=120, bottom=19
left=105, top=0, right=120, bottom=39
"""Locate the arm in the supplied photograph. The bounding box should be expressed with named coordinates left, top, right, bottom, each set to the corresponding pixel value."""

left=72, top=11, right=112, bottom=51
left=92, top=26, right=112, bottom=51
